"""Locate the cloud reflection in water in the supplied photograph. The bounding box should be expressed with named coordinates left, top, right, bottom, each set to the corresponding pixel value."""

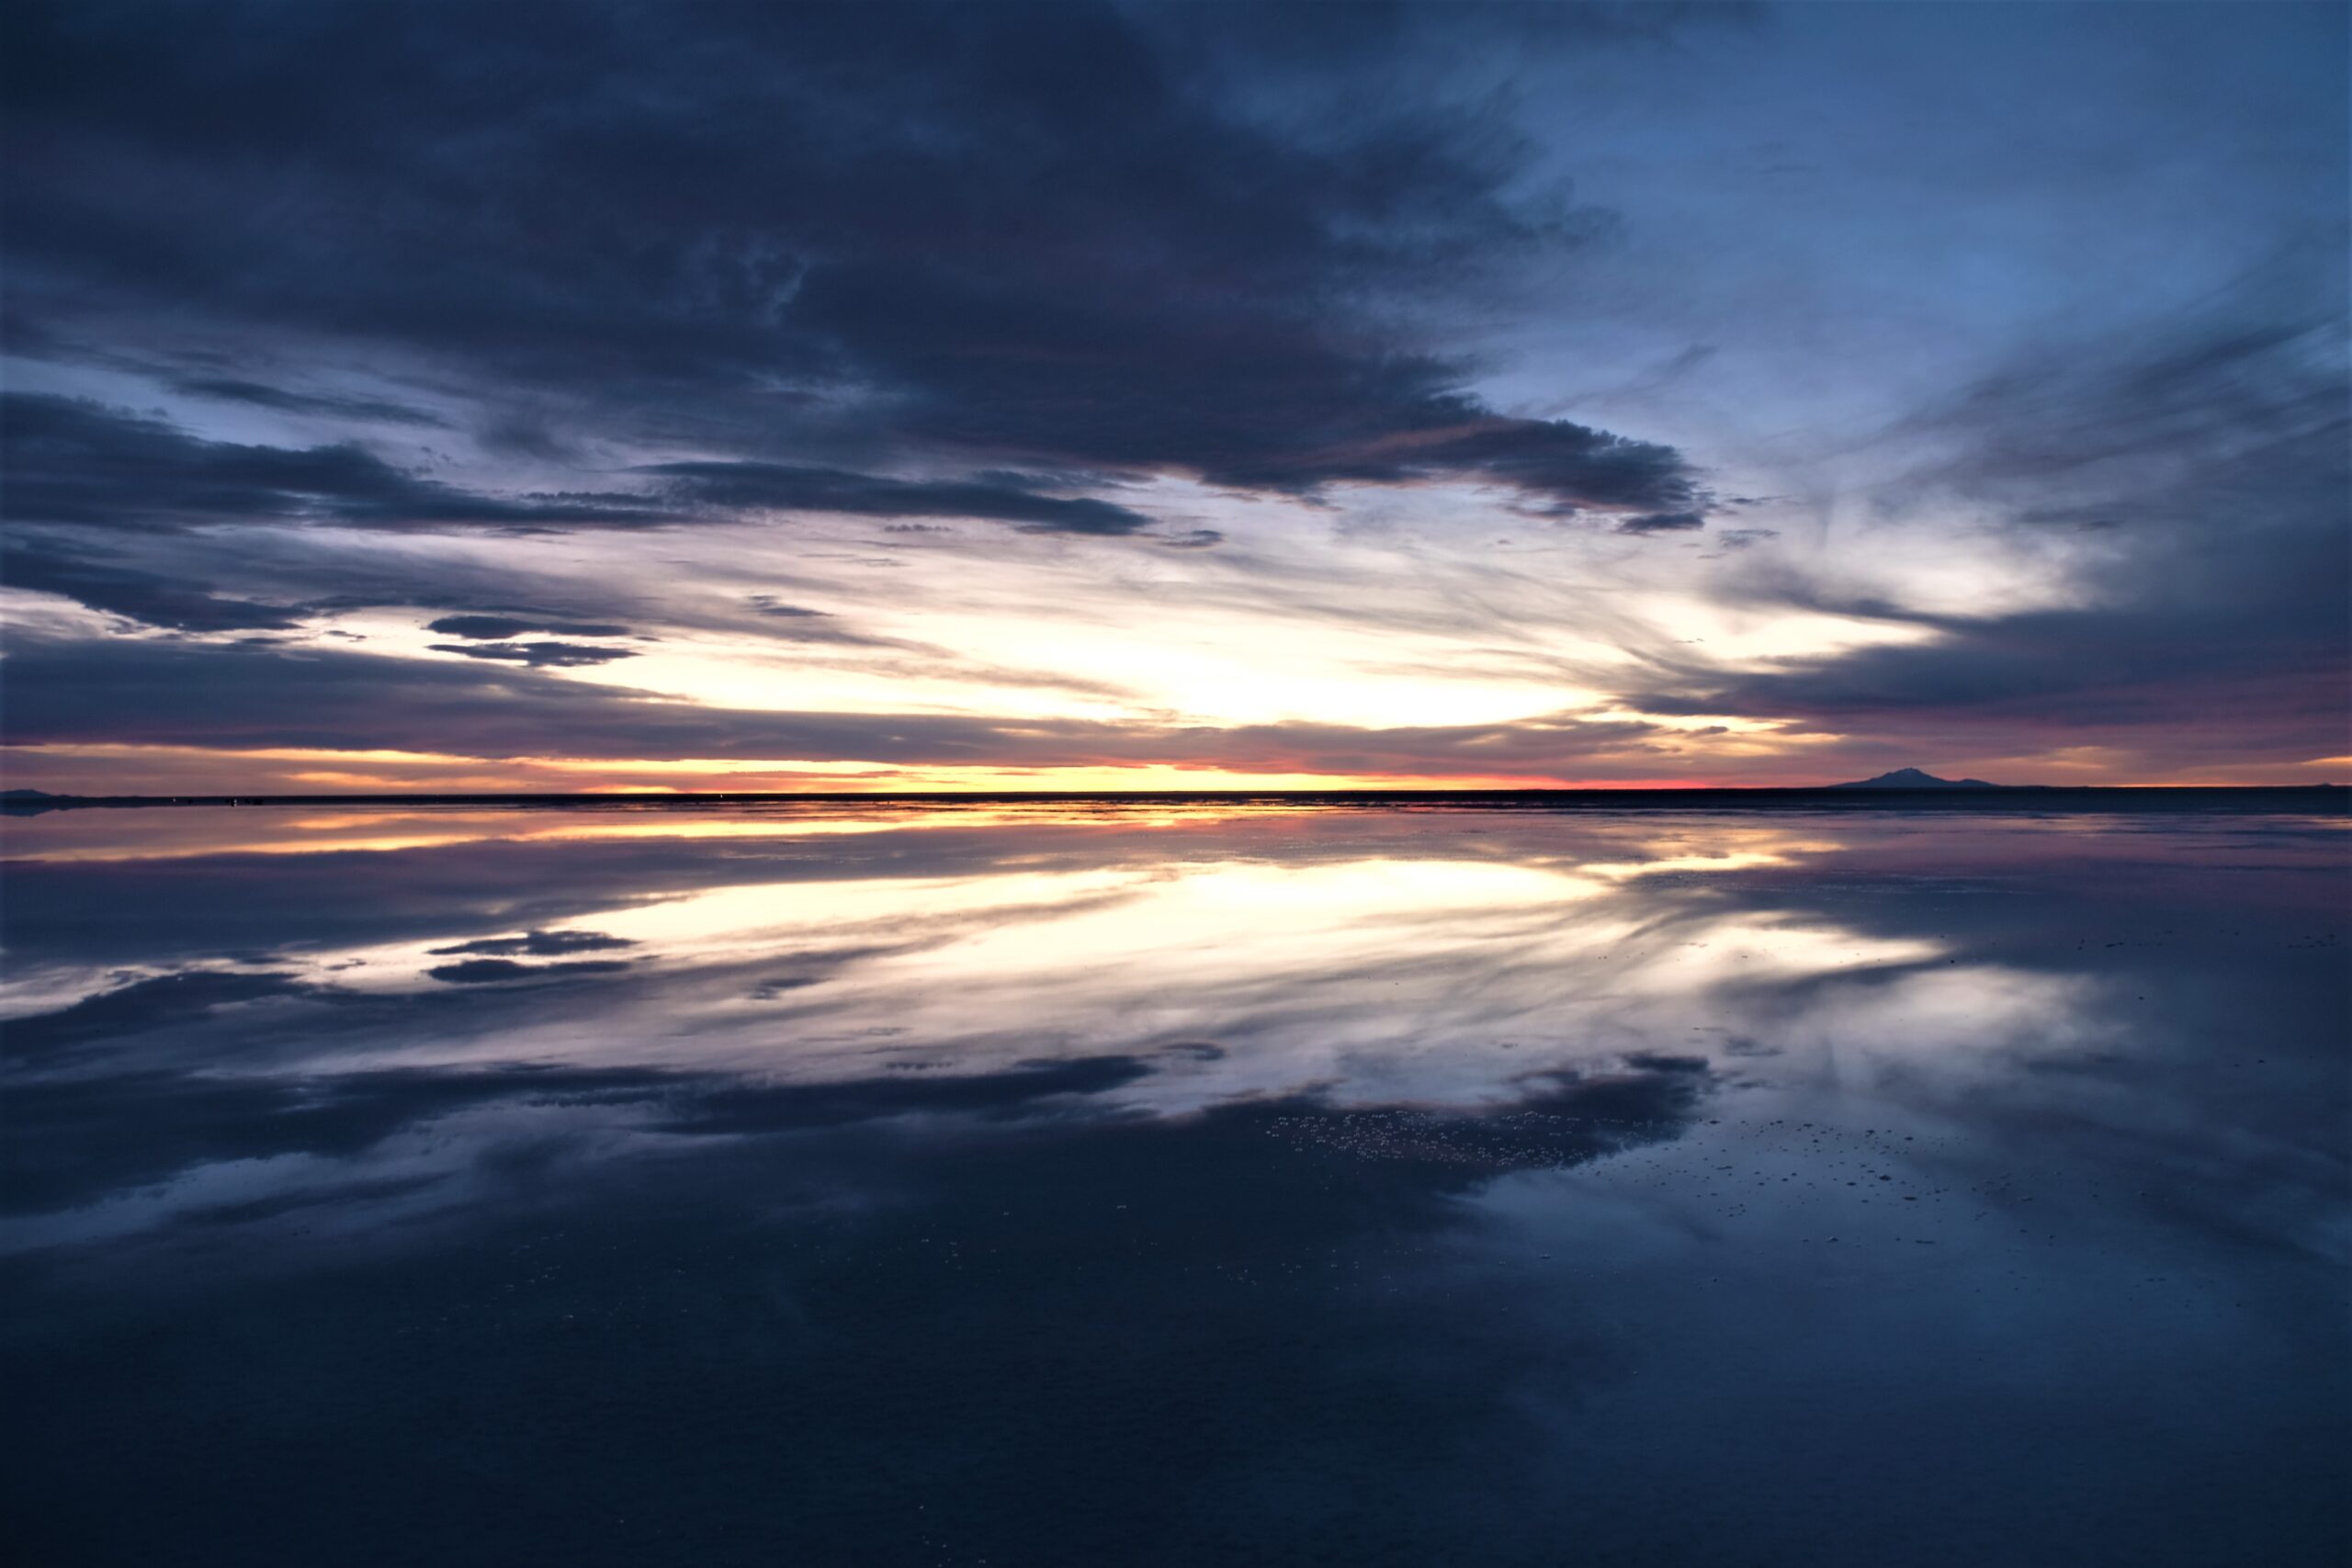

left=2, top=804, right=2345, bottom=1566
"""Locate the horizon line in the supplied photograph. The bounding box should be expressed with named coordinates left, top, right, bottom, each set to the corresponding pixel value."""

left=7, top=782, right=2345, bottom=807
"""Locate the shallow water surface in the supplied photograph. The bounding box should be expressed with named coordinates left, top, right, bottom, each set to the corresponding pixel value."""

left=4, top=803, right=2346, bottom=1565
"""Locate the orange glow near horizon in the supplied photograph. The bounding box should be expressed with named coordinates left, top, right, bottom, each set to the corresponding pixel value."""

left=6, top=740, right=2339, bottom=796
left=1, top=743, right=1724, bottom=795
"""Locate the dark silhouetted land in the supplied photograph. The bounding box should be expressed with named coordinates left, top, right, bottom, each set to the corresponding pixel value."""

left=4, top=786, right=2344, bottom=816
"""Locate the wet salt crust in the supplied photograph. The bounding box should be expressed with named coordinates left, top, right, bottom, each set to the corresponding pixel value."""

left=4, top=803, right=2346, bottom=1566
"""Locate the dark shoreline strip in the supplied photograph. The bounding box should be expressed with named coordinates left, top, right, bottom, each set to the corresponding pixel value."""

left=4, top=786, right=2344, bottom=817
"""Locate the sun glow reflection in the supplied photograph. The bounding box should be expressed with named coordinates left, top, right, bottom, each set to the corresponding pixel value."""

left=4, top=810, right=1994, bottom=1120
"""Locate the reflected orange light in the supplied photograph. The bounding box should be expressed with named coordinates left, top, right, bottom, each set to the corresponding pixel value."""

left=1, top=798, right=1366, bottom=862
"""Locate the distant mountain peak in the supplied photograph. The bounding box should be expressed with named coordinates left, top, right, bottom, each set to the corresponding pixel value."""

left=1828, top=768, right=2002, bottom=790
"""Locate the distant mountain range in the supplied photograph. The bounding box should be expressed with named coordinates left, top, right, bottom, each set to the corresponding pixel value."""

left=1828, top=768, right=2006, bottom=790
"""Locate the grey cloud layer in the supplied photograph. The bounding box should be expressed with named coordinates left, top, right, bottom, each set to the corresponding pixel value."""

left=0, top=394, right=662, bottom=533
left=3, top=1, right=1715, bottom=534
left=641, top=462, right=1160, bottom=536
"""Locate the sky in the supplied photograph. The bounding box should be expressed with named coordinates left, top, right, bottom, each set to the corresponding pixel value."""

left=2, top=0, right=2346, bottom=793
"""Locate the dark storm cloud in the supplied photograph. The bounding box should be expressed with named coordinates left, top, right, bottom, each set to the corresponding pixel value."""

left=424, top=615, right=634, bottom=640
left=0, top=1, right=1716, bottom=527
left=426, top=641, right=641, bottom=669
left=1616, top=511, right=1707, bottom=535
left=3, top=536, right=309, bottom=632
left=4, top=527, right=680, bottom=642
left=424, top=957, right=634, bottom=985
left=427, top=931, right=639, bottom=958
left=166, top=376, right=450, bottom=428
left=0, top=393, right=662, bottom=532
left=643, top=462, right=1159, bottom=536
left=0, top=391, right=1183, bottom=562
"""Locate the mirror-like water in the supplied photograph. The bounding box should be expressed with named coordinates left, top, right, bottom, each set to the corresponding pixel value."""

left=4, top=803, right=2346, bottom=1566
